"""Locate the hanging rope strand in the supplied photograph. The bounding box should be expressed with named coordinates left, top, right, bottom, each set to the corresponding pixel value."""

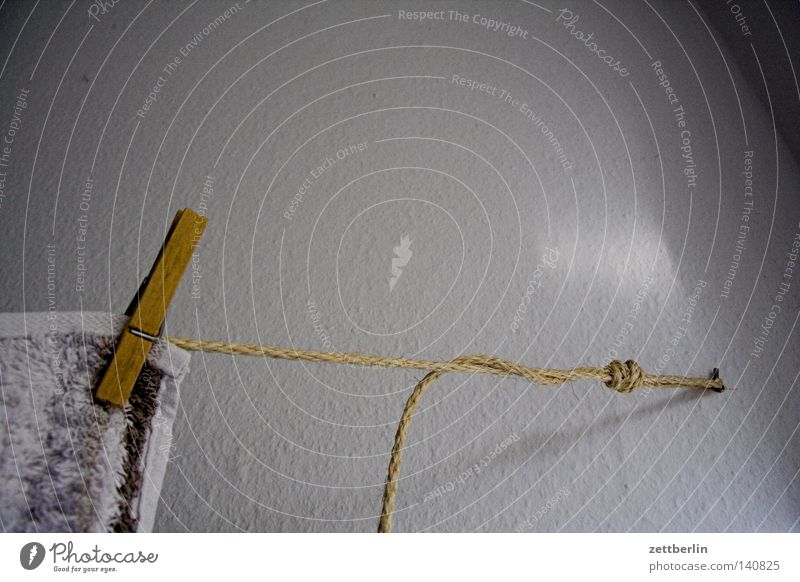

left=165, top=336, right=724, bottom=532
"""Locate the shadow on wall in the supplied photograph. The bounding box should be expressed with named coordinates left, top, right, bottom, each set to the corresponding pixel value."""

left=697, top=0, right=800, bottom=165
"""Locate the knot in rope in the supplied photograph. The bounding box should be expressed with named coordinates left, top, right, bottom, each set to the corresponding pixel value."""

left=604, top=359, right=645, bottom=393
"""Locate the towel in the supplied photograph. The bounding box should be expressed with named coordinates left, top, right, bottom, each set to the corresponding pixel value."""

left=0, top=312, right=189, bottom=533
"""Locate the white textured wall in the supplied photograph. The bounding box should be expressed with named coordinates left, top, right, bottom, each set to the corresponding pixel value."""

left=0, top=0, right=798, bottom=532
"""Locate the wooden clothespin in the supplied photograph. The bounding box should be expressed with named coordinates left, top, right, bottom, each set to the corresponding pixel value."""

left=95, top=208, right=207, bottom=407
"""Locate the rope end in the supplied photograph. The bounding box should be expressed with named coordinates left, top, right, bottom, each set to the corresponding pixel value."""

left=710, top=368, right=725, bottom=393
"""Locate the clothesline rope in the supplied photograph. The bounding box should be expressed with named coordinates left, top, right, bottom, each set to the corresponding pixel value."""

left=165, top=336, right=724, bottom=532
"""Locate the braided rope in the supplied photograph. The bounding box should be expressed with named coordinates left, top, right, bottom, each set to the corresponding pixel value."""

left=165, top=336, right=724, bottom=532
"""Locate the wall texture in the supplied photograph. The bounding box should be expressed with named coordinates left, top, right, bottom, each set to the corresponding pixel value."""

left=0, top=0, right=798, bottom=532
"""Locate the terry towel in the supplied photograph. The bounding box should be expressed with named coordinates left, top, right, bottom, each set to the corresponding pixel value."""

left=0, top=312, right=189, bottom=533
